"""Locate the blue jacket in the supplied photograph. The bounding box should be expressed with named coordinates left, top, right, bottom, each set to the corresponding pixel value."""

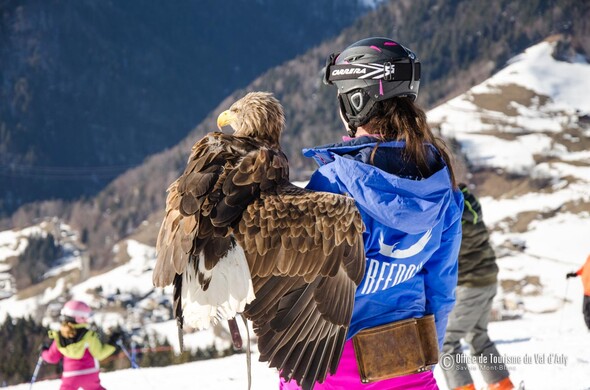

left=303, top=136, right=463, bottom=348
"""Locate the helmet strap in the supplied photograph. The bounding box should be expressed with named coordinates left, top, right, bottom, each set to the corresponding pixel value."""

left=346, top=122, right=358, bottom=138
left=338, top=94, right=357, bottom=137
left=338, top=92, right=378, bottom=137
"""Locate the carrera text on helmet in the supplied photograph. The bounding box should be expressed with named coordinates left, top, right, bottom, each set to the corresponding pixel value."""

left=332, top=67, right=367, bottom=76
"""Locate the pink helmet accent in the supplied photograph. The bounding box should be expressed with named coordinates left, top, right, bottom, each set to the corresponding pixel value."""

left=60, top=300, right=92, bottom=323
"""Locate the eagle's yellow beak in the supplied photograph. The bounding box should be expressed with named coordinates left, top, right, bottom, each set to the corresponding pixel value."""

left=217, top=110, right=235, bottom=131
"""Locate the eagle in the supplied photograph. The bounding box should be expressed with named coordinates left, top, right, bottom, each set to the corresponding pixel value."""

left=153, top=91, right=365, bottom=389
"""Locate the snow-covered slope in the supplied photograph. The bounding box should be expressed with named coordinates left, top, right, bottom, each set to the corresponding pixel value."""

left=0, top=236, right=157, bottom=325
left=0, top=221, right=82, bottom=301
left=429, top=38, right=590, bottom=176
left=428, top=37, right=590, bottom=285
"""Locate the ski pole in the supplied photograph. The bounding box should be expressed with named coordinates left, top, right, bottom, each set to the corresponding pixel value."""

left=115, top=340, right=155, bottom=390
left=131, top=340, right=137, bottom=367
left=116, top=339, right=139, bottom=369
left=29, top=354, right=44, bottom=390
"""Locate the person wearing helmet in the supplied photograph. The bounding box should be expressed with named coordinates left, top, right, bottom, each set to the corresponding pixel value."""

left=41, top=300, right=117, bottom=390
left=281, top=37, right=464, bottom=389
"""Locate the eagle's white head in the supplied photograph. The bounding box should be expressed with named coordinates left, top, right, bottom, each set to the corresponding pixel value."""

left=217, top=91, right=285, bottom=147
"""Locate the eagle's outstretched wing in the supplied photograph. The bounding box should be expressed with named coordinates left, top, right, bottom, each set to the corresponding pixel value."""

left=153, top=131, right=365, bottom=389
left=237, top=185, right=364, bottom=388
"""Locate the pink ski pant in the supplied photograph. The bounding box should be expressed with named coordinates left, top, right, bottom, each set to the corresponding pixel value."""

left=279, top=339, right=439, bottom=390
left=59, top=373, right=106, bottom=390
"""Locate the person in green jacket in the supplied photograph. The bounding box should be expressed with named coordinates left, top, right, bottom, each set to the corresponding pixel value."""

left=41, top=300, right=117, bottom=390
left=441, top=184, right=515, bottom=390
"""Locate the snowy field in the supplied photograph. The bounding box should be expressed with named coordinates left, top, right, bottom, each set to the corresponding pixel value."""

left=5, top=277, right=590, bottom=390
left=5, top=217, right=590, bottom=390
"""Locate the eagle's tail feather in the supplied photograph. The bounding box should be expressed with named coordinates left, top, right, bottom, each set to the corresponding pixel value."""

left=181, top=242, right=255, bottom=330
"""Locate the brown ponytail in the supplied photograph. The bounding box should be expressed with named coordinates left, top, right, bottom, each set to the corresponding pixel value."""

left=366, top=97, right=457, bottom=188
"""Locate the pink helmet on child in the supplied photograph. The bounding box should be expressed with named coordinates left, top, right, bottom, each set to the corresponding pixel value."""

left=60, top=300, right=92, bottom=323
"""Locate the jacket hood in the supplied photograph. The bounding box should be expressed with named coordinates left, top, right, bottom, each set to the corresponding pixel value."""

left=303, top=138, right=455, bottom=234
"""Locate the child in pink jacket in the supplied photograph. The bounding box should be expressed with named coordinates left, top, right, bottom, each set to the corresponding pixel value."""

left=42, top=300, right=116, bottom=390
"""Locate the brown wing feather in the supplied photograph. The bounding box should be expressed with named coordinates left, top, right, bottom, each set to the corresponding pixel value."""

left=234, top=184, right=365, bottom=388
left=153, top=131, right=289, bottom=286
left=237, top=185, right=364, bottom=281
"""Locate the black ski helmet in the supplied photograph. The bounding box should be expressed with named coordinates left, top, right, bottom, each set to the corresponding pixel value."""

left=323, top=37, right=421, bottom=136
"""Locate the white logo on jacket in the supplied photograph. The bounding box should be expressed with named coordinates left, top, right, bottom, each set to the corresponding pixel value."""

left=378, top=229, right=432, bottom=259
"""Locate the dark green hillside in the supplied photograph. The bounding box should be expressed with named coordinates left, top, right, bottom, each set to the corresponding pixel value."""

left=0, top=0, right=372, bottom=215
